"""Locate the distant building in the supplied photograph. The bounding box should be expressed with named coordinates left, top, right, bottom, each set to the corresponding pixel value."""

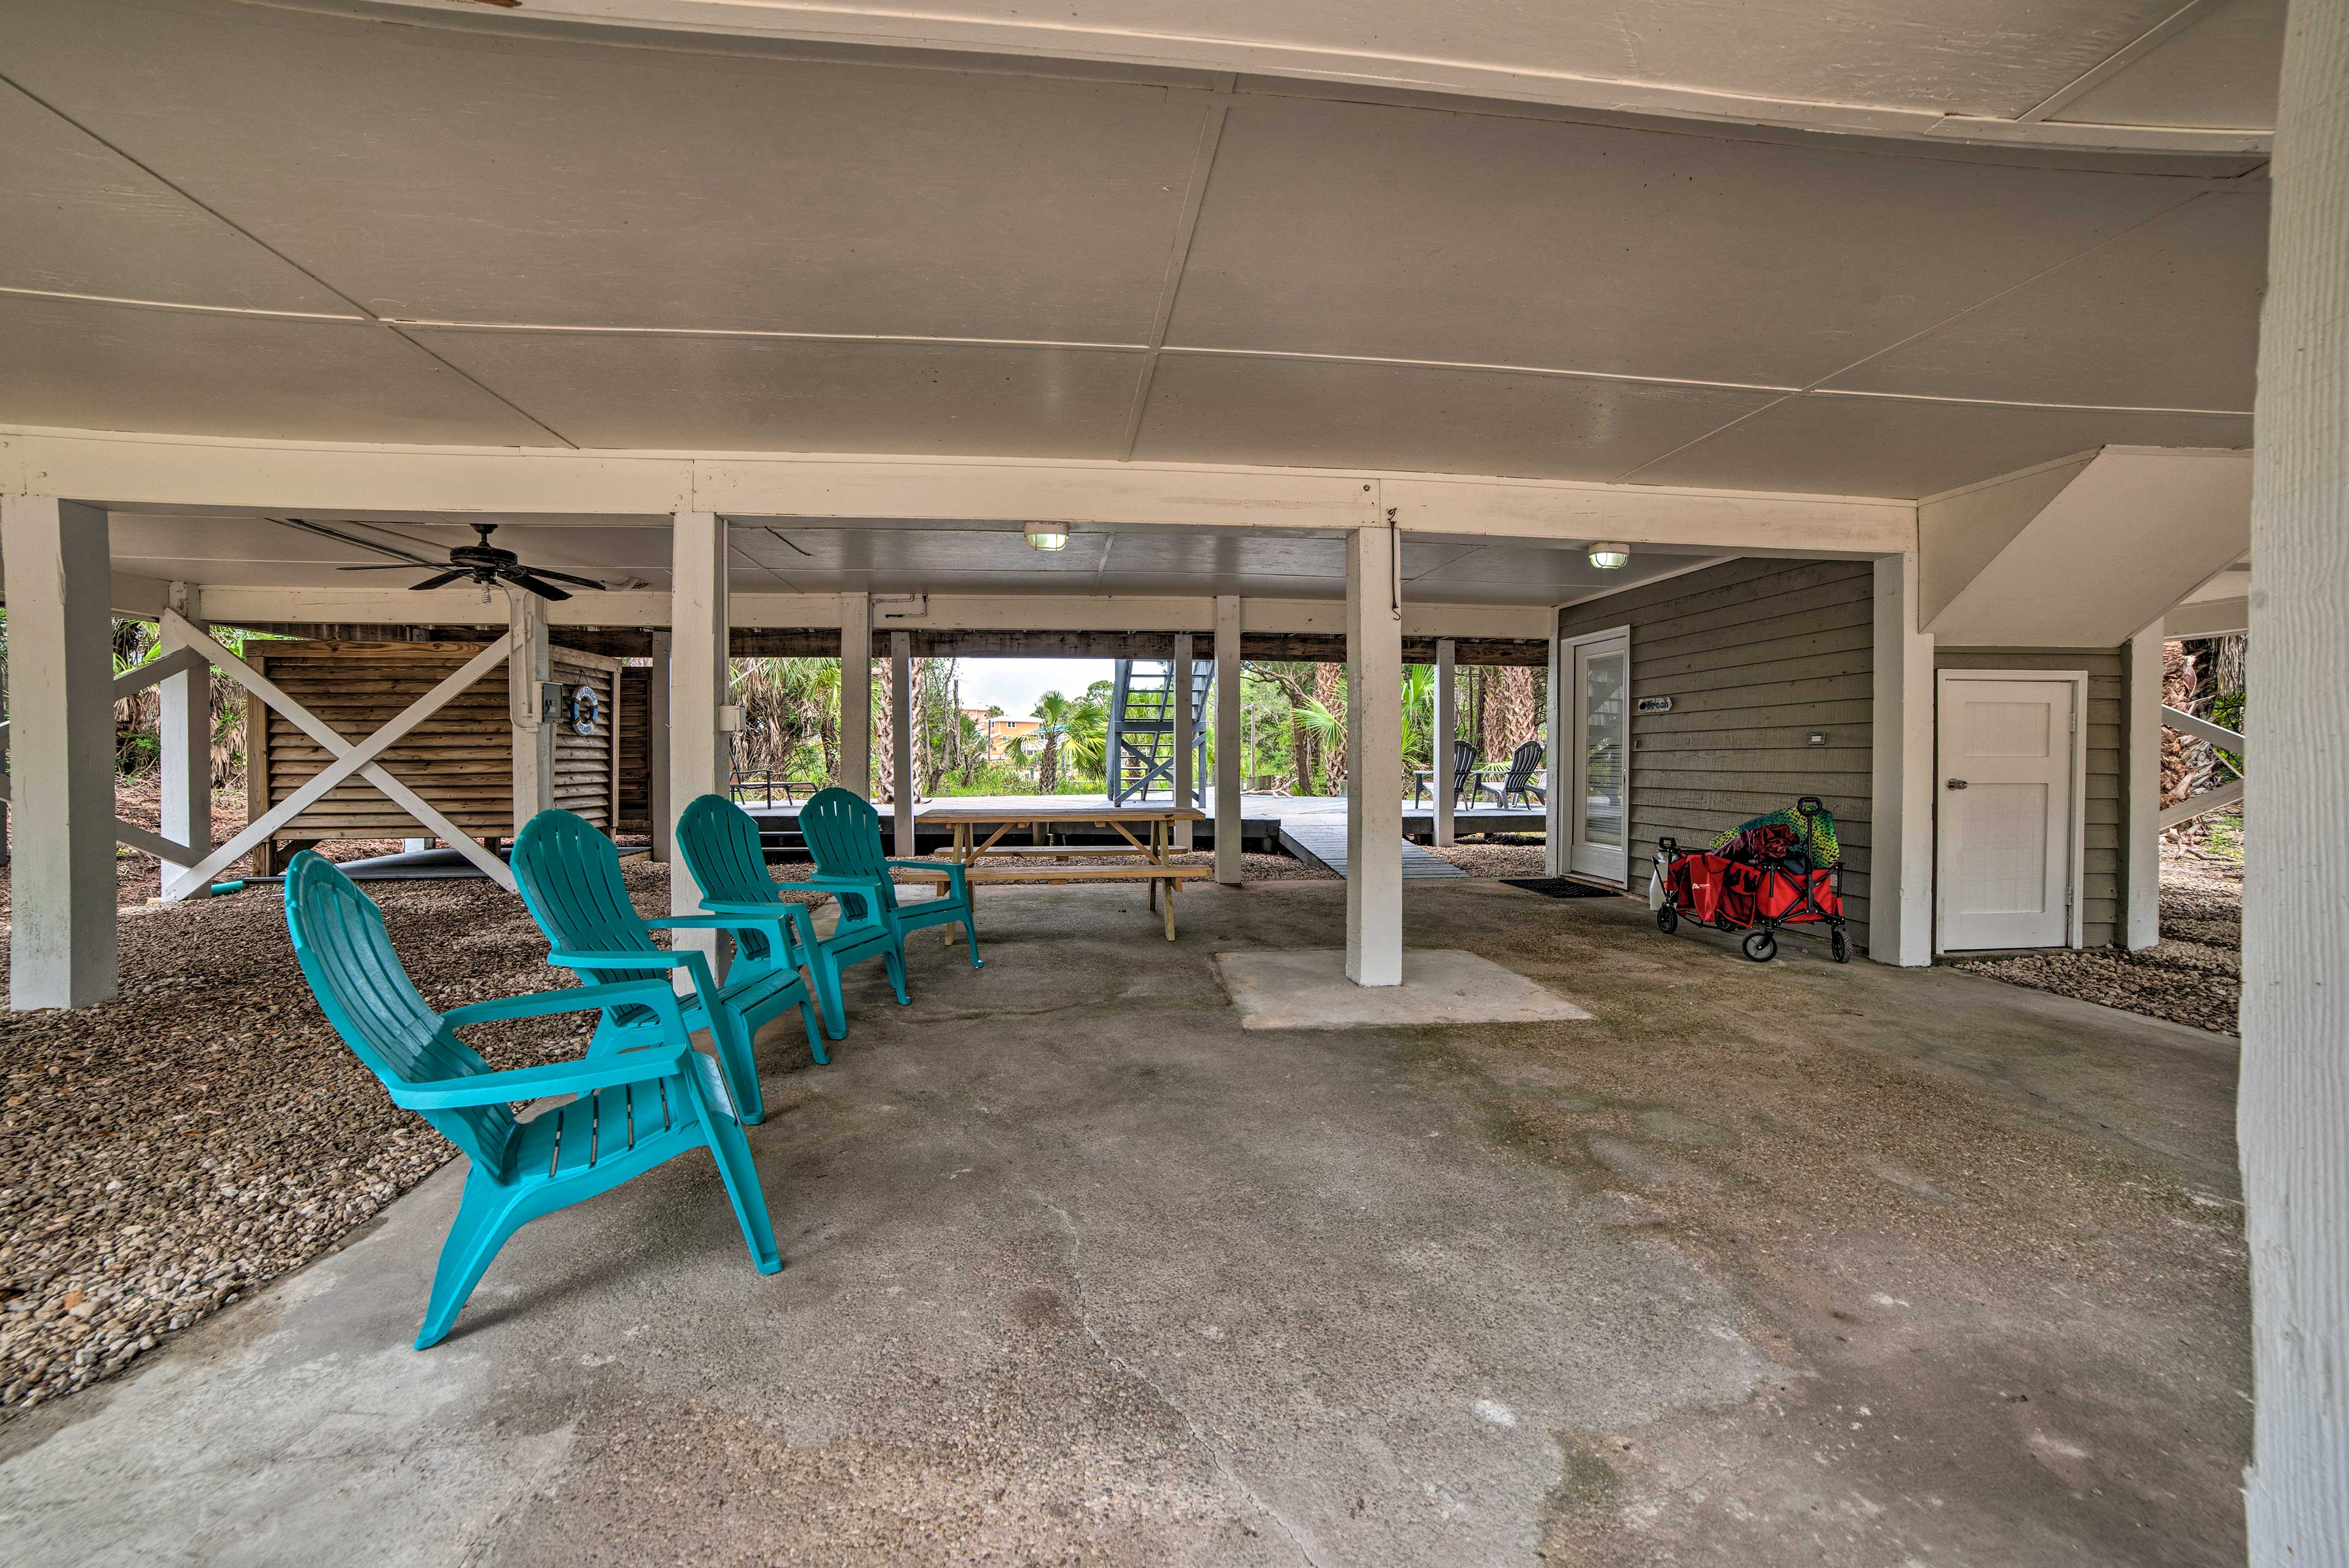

left=964, top=709, right=1042, bottom=764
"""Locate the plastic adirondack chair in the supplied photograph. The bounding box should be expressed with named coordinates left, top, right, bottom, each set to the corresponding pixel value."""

left=796, top=787, right=982, bottom=969
left=281, top=852, right=779, bottom=1349
left=675, top=793, right=908, bottom=1042
left=1477, top=739, right=1549, bottom=810
left=509, top=809, right=826, bottom=1121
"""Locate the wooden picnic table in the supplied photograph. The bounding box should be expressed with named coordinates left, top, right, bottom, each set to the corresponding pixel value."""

left=905, top=802, right=1211, bottom=941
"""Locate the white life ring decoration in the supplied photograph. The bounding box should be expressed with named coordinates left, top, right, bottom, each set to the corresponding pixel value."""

left=569, top=684, right=601, bottom=736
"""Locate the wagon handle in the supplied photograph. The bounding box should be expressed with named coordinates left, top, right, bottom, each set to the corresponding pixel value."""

left=1657, top=835, right=1677, bottom=855
left=1796, top=796, right=1822, bottom=818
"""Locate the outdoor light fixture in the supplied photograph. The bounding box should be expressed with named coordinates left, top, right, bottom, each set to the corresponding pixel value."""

left=1587, top=541, right=1631, bottom=570
left=1024, top=522, right=1070, bottom=552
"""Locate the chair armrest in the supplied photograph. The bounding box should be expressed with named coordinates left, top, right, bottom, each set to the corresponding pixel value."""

left=552, top=947, right=696, bottom=972
left=443, top=979, right=685, bottom=1029
left=696, top=898, right=824, bottom=955
left=389, top=1043, right=693, bottom=1109
left=886, top=857, right=967, bottom=895
left=646, top=914, right=792, bottom=937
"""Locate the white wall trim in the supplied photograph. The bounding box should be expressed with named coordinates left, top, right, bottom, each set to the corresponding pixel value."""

left=1554, top=623, right=1633, bottom=888
left=2124, top=627, right=2164, bottom=950
left=1934, top=666, right=2090, bottom=952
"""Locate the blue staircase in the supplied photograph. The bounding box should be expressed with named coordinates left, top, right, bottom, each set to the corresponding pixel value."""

left=1108, top=659, right=1212, bottom=806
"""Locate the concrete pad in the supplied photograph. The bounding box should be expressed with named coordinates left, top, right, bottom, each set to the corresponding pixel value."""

left=1212, top=946, right=1593, bottom=1029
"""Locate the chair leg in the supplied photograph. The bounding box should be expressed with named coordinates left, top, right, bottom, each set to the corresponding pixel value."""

left=882, top=945, right=910, bottom=1004
left=797, top=991, right=829, bottom=1066
left=811, top=953, right=847, bottom=1043
left=697, top=1084, right=782, bottom=1275
left=416, top=1173, right=528, bottom=1349
left=710, top=1008, right=768, bottom=1126
left=960, top=909, right=983, bottom=969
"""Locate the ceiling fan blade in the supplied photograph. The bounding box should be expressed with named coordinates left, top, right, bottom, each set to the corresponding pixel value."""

left=503, top=571, right=572, bottom=602
left=408, top=571, right=468, bottom=591
left=519, top=568, right=609, bottom=590
left=338, top=563, right=432, bottom=571
left=273, top=516, right=446, bottom=568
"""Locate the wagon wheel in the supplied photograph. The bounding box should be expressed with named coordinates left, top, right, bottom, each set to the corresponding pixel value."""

left=1657, top=905, right=1679, bottom=936
left=1742, top=930, right=1777, bottom=963
left=1713, top=914, right=1737, bottom=932
left=1830, top=927, right=1851, bottom=964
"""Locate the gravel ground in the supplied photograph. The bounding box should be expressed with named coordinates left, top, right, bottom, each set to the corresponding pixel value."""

left=0, top=848, right=680, bottom=1418
left=1423, top=839, right=1549, bottom=878
left=1956, top=846, right=2241, bottom=1034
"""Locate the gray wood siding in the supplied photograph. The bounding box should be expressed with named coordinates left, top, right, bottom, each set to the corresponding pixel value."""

left=1935, top=647, right=2126, bottom=949
left=1558, top=559, right=1875, bottom=951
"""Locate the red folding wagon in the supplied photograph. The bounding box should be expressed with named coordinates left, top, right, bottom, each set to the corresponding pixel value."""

left=1650, top=796, right=1850, bottom=964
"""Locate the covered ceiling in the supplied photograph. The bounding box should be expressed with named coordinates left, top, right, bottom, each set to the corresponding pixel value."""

left=0, top=0, right=2266, bottom=503
left=98, top=511, right=1718, bottom=607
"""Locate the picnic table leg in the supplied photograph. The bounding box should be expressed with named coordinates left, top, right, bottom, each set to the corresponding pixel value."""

left=1162, top=877, right=1176, bottom=941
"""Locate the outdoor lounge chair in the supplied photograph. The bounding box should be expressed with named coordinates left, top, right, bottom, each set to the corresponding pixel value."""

left=510, top=808, right=825, bottom=1118
left=676, top=793, right=908, bottom=1041
left=1477, top=739, right=1548, bottom=810
left=1413, top=737, right=1480, bottom=808
left=796, top=787, right=982, bottom=969
left=281, top=851, right=779, bottom=1348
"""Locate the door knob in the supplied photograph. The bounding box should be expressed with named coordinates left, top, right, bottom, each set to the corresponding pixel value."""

left=1946, top=778, right=1969, bottom=790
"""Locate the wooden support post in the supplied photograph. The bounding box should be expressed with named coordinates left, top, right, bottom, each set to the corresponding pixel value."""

left=509, top=588, right=554, bottom=837
left=890, top=630, right=914, bottom=856
left=1433, top=636, right=1457, bottom=849
left=840, top=593, right=871, bottom=795
left=2243, top=4, right=2349, bottom=1555
left=669, top=513, right=729, bottom=966
left=1214, top=594, right=1242, bottom=886
left=1171, top=633, right=1195, bottom=851
left=1543, top=621, right=1565, bottom=876
left=1868, top=552, right=1936, bottom=965
left=2, top=497, right=117, bottom=1008
left=158, top=582, right=213, bottom=900
left=1345, top=525, right=1403, bottom=986
left=646, top=628, right=672, bottom=861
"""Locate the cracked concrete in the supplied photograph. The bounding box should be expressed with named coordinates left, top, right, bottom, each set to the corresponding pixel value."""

left=0, top=879, right=2246, bottom=1566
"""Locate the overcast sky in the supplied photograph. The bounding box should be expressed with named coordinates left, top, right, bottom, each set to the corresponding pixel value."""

left=951, top=657, right=1116, bottom=718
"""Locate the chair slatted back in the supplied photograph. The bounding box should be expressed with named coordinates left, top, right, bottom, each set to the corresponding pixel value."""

left=511, top=809, right=669, bottom=992
left=1503, top=739, right=1544, bottom=794
left=798, top=789, right=900, bottom=914
left=675, top=794, right=780, bottom=910
left=1448, top=738, right=1477, bottom=798
left=282, top=852, right=517, bottom=1174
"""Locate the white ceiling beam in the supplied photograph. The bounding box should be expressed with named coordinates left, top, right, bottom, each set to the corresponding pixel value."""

left=358, top=0, right=2272, bottom=155
left=2, top=425, right=1915, bottom=555
left=186, top=584, right=1552, bottom=640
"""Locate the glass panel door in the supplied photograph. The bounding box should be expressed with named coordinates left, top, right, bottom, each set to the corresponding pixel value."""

left=1570, top=638, right=1628, bottom=882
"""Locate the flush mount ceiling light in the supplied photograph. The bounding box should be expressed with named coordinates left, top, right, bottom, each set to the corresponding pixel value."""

left=1024, top=522, right=1070, bottom=552
left=1587, top=541, right=1631, bottom=570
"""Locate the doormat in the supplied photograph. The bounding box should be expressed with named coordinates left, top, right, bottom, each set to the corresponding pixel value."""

left=1501, top=878, right=1624, bottom=899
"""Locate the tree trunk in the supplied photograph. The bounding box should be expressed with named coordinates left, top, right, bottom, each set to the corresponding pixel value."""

left=1485, top=666, right=1537, bottom=758
left=1038, top=736, right=1059, bottom=795
left=1315, top=662, right=1346, bottom=793
left=872, top=657, right=895, bottom=801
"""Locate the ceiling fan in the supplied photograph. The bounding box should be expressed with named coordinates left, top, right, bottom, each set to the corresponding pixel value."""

left=276, top=516, right=609, bottom=602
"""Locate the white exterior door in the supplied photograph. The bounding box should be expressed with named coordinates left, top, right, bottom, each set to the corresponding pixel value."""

left=1937, top=676, right=2076, bottom=950
left=1568, top=635, right=1629, bottom=883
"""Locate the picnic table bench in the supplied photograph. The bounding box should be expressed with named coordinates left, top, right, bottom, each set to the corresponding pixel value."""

left=900, top=802, right=1211, bottom=940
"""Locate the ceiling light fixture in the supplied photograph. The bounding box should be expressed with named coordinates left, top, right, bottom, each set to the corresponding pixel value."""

left=1024, top=522, right=1070, bottom=552
left=1587, top=541, right=1631, bottom=570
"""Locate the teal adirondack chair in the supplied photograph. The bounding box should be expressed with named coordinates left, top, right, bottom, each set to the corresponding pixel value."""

left=510, top=809, right=825, bottom=1121
left=675, top=794, right=908, bottom=1042
left=797, top=787, right=982, bottom=970
left=281, top=852, right=779, bottom=1349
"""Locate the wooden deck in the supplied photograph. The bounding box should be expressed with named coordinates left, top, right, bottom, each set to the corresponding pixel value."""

left=1274, top=818, right=1467, bottom=880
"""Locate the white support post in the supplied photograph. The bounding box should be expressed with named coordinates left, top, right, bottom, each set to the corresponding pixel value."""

left=1544, top=623, right=1565, bottom=876
left=2124, top=625, right=2164, bottom=951
left=1345, top=525, right=1403, bottom=986
left=1214, top=596, right=1242, bottom=886
left=647, top=629, right=672, bottom=860
left=158, top=582, right=212, bottom=900
left=669, top=513, right=729, bottom=958
left=839, top=593, right=870, bottom=795
left=890, top=631, right=915, bottom=856
left=508, top=588, right=554, bottom=837
left=1868, top=552, right=1936, bottom=965
left=2242, top=4, right=2349, bottom=1557
left=2, top=497, right=117, bottom=1008
left=1171, top=633, right=1195, bottom=850
left=1433, top=637, right=1457, bottom=849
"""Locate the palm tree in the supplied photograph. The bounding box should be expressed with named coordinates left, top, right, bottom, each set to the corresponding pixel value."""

left=1030, top=689, right=1077, bottom=794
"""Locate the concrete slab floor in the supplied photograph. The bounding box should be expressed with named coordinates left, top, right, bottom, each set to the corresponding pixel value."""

left=0, top=881, right=2247, bottom=1567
